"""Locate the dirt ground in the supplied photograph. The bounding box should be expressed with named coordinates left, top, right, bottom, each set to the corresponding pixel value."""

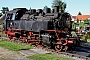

left=0, top=47, right=29, bottom=60
left=0, top=46, right=50, bottom=60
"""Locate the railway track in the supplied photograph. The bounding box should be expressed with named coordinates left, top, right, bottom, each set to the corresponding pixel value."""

left=0, top=36, right=90, bottom=60
left=41, top=45, right=90, bottom=60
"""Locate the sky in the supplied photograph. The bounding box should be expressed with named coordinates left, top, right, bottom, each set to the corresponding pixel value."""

left=0, top=0, right=90, bottom=15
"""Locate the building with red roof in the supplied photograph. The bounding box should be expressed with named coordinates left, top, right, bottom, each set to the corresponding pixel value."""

left=71, top=15, right=90, bottom=23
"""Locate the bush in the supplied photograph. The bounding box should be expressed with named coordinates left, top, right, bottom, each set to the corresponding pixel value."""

left=0, top=22, right=2, bottom=25
left=82, top=33, right=90, bottom=40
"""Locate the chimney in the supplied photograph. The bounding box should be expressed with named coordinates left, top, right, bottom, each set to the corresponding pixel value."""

left=54, top=6, right=59, bottom=13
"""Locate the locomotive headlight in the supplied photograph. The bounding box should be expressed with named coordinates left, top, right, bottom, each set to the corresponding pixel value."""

left=10, top=22, right=12, bottom=25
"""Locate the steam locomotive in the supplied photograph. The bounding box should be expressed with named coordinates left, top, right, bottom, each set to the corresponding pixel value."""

left=2, top=6, right=80, bottom=51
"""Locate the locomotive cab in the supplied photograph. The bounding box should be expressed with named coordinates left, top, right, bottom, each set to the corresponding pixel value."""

left=2, top=8, right=27, bottom=35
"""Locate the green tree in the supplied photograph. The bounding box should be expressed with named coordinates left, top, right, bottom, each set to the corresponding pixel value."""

left=78, top=11, right=82, bottom=15
left=84, top=19, right=89, bottom=29
left=44, top=6, right=48, bottom=9
left=79, top=22, right=84, bottom=29
left=78, top=19, right=89, bottom=30
left=52, top=0, right=66, bottom=12
left=84, top=18, right=88, bottom=24
left=1, top=7, right=9, bottom=14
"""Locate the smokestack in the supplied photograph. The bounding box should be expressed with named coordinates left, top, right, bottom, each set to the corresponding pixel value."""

left=54, top=6, right=59, bottom=13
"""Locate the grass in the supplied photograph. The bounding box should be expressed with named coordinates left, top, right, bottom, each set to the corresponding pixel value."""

left=0, top=40, right=33, bottom=51
left=27, top=54, right=72, bottom=60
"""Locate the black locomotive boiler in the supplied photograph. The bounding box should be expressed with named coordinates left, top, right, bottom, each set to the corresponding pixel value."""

left=2, top=6, right=80, bottom=51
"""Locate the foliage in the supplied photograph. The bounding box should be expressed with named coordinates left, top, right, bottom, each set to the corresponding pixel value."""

left=52, top=0, right=66, bottom=12
left=78, top=11, right=82, bottom=15
left=72, top=22, right=79, bottom=31
left=0, top=22, right=2, bottom=25
left=75, top=19, right=89, bottom=30
left=84, top=19, right=89, bottom=29
left=44, top=5, right=48, bottom=9
left=72, top=18, right=89, bottom=32
left=27, top=54, right=71, bottom=60
left=0, top=40, right=33, bottom=51
left=84, top=18, right=88, bottom=24
left=82, top=33, right=90, bottom=41
left=72, top=23, right=75, bottom=30
left=79, top=22, right=85, bottom=29
left=1, top=7, right=9, bottom=14
left=72, top=22, right=77, bottom=31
